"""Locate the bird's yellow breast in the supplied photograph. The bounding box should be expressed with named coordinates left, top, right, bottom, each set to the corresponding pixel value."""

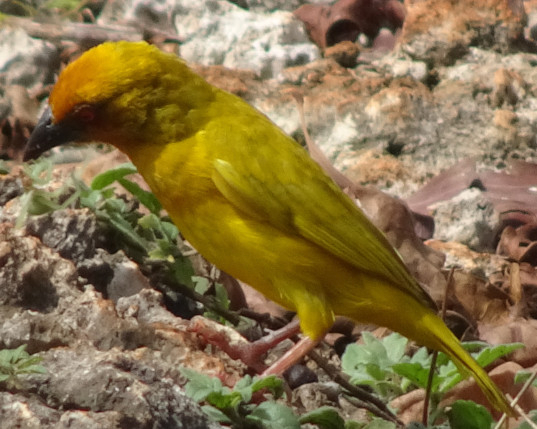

left=126, top=131, right=341, bottom=339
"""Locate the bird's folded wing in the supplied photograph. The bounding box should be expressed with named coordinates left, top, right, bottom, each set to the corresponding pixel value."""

left=212, top=154, right=433, bottom=307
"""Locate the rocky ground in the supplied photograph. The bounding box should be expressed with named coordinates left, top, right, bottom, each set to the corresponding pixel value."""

left=2, top=0, right=537, bottom=427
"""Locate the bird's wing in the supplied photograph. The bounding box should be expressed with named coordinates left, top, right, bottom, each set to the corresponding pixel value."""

left=209, top=119, right=433, bottom=307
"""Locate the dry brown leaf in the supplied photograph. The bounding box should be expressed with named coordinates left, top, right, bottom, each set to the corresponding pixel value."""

left=294, top=0, right=405, bottom=49
left=408, top=159, right=537, bottom=222
left=480, top=318, right=537, bottom=368
left=390, top=388, right=426, bottom=424
left=405, top=158, right=477, bottom=216
left=354, top=185, right=447, bottom=302
left=497, top=223, right=537, bottom=265
left=450, top=271, right=511, bottom=327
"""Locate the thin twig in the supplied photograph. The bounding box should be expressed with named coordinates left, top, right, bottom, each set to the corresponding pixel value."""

left=308, top=348, right=403, bottom=426
left=423, top=267, right=455, bottom=424
left=149, top=272, right=243, bottom=325
left=4, top=16, right=181, bottom=46
left=494, top=369, right=537, bottom=429
left=287, top=89, right=358, bottom=193
left=423, top=350, right=438, bottom=425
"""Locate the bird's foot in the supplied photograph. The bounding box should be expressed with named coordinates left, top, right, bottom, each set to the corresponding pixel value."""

left=189, top=316, right=303, bottom=373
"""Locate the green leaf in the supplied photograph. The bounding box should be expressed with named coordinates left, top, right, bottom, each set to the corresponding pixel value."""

left=365, top=362, right=385, bottom=381
left=89, top=162, right=162, bottom=214
left=118, top=177, right=162, bottom=214
left=381, top=332, right=408, bottom=363
left=90, top=163, right=138, bottom=190
left=17, top=355, right=44, bottom=369
left=435, top=342, right=523, bottom=394
left=182, top=368, right=225, bottom=402
left=392, top=362, right=434, bottom=390
left=10, top=345, right=29, bottom=362
left=361, top=420, right=397, bottom=429
left=214, top=283, right=230, bottom=310
left=193, top=276, right=211, bottom=295
left=473, top=343, right=524, bottom=368
left=250, top=375, right=284, bottom=398
left=16, top=190, right=60, bottom=227
left=29, top=192, right=62, bottom=214
left=104, top=213, right=147, bottom=251
left=341, top=344, right=371, bottom=372
left=0, top=345, right=45, bottom=381
left=170, top=257, right=195, bottom=287
left=361, top=333, right=390, bottom=366
left=102, top=196, right=128, bottom=213
left=160, top=220, right=179, bottom=241
left=23, top=158, right=54, bottom=184
left=299, top=406, right=345, bottom=429
left=342, top=333, right=410, bottom=395
left=447, top=400, right=493, bottom=429
left=17, top=364, right=47, bottom=375
left=409, top=346, right=432, bottom=367
left=137, top=213, right=161, bottom=230
left=342, top=333, right=408, bottom=375
left=206, top=390, right=242, bottom=409
left=514, top=369, right=534, bottom=385
left=200, top=405, right=232, bottom=424
left=397, top=347, right=434, bottom=391
left=233, top=374, right=254, bottom=403
left=246, top=402, right=300, bottom=429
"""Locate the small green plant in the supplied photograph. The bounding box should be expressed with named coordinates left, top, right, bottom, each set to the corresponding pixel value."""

left=0, top=345, right=46, bottom=388
left=342, top=331, right=414, bottom=401
left=192, top=276, right=232, bottom=322
left=17, top=158, right=67, bottom=228
left=182, top=370, right=349, bottom=429
left=182, top=370, right=294, bottom=428
left=342, top=332, right=523, bottom=425
left=19, top=160, right=194, bottom=278
left=84, top=162, right=191, bottom=273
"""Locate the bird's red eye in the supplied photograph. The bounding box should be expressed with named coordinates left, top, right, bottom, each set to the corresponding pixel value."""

left=74, top=104, right=95, bottom=123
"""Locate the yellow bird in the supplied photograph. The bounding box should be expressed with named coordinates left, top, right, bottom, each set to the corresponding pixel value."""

left=24, top=41, right=513, bottom=415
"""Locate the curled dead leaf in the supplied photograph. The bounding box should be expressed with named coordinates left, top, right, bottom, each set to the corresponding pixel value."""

left=294, top=0, right=405, bottom=49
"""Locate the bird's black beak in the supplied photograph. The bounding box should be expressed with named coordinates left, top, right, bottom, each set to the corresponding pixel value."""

left=23, top=107, right=83, bottom=161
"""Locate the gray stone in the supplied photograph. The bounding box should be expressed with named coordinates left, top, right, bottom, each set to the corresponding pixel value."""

left=0, top=28, right=59, bottom=91
left=431, top=188, right=499, bottom=252
left=174, top=0, right=320, bottom=78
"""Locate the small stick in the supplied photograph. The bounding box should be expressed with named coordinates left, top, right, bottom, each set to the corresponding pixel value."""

left=423, top=267, right=455, bottom=424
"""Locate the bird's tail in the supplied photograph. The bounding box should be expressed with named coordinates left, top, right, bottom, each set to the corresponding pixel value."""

left=334, top=272, right=516, bottom=415
left=425, top=313, right=515, bottom=416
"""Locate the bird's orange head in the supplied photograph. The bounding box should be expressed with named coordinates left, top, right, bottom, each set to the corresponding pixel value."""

left=24, top=41, right=215, bottom=160
left=49, top=41, right=165, bottom=124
